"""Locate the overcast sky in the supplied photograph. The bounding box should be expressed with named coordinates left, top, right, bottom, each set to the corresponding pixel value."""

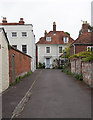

left=0, top=0, right=92, bottom=42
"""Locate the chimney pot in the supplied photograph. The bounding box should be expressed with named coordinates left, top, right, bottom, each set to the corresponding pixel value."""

left=2, top=17, right=7, bottom=23
left=82, top=21, right=89, bottom=33
left=53, top=21, right=56, bottom=34
left=44, top=30, right=47, bottom=37
left=19, top=18, right=24, bottom=24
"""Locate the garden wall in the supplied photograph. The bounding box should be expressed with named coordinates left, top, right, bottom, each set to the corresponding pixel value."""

left=71, top=58, right=93, bottom=86
left=9, top=46, right=31, bottom=83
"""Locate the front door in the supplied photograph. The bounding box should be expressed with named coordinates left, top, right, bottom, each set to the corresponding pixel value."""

left=46, top=58, right=50, bottom=68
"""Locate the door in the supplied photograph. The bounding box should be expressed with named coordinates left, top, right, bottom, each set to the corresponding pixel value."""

left=46, top=58, right=50, bottom=68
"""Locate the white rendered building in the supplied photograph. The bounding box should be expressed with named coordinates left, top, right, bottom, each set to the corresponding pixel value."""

left=0, top=18, right=36, bottom=72
left=36, top=22, right=74, bottom=68
left=0, top=28, right=9, bottom=93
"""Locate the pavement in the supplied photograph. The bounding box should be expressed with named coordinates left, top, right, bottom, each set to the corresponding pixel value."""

left=2, top=69, right=42, bottom=119
left=2, top=69, right=91, bottom=119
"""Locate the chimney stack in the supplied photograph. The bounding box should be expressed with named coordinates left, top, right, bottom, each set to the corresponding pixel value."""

left=19, top=18, right=24, bottom=24
left=82, top=21, right=89, bottom=33
left=44, top=30, right=47, bottom=37
left=53, top=22, right=56, bottom=34
left=2, top=17, right=7, bottom=23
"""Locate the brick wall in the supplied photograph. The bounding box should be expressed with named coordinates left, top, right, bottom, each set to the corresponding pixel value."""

left=9, top=47, right=31, bottom=83
left=75, top=45, right=87, bottom=54
left=70, top=45, right=87, bottom=56
left=82, top=61, right=93, bottom=86
left=71, top=58, right=93, bottom=86
left=71, top=58, right=82, bottom=74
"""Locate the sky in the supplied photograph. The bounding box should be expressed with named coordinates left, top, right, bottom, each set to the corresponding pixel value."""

left=0, top=0, right=92, bottom=42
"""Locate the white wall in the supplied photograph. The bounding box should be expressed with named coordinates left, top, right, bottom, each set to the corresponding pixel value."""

left=0, top=30, right=9, bottom=93
left=0, top=25, right=36, bottom=72
left=37, top=44, right=66, bottom=68
left=0, top=32, right=2, bottom=93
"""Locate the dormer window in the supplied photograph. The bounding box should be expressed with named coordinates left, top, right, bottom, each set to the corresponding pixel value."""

left=46, top=37, right=51, bottom=41
left=53, top=33, right=56, bottom=35
left=63, top=37, right=69, bottom=43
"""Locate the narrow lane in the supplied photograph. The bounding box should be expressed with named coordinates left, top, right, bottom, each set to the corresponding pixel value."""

left=18, top=69, right=91, bottom=118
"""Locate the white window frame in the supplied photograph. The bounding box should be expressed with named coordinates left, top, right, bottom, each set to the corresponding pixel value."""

left=87, top=46, right=93, bottom=51
left=22, top=45, right=27, bottom=54
left=22, top=32, right=27, bottom=37
left=12, top=45, right=17, bottom=49
left=46, top=47, right=51, bottom=53
left=59, top=46, right=62, bottom=53
left=63, top=37, right=69, bottom=43
left=46, top=37, right=51, bottom=41
left=12, top=32, right=17, bottom=37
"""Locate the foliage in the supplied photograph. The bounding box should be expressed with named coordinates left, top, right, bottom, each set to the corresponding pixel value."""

left=70, top=51, right=93, bottom=62
left=65, top=32, right=70, bottom=36
left=9, top=71, right=32, bottom=86
left=88, top=25, right=93, bottom=32
left=62, top=67, right=83, bottom=81
left=62, top=43, right=71, bottom=60
left=37, top=62, right=45, bottom=69
left=52, top=59, right=62, bottom=69
left=78, top=24, right=93, bottom=36
left=72, top=73, right=83, bottom=81
left=8, top=44, right=11, bottom=50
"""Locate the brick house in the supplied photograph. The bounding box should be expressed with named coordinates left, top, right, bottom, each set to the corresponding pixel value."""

left=70, top=21, right=93, bottom=56
left=36, top=22, right=74, bottom=68
left=0, top=17, right=36, bottom=72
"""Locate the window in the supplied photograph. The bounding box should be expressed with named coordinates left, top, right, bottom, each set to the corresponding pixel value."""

left=22, top=32, right=27, bottom=37
left=12, top=32, right=17, bottom=37
left=59, top=47, right=62, bottom=53
left=46, top=37, right=51, bottom=41
left=12, top=45, right=17, bottom=49
left=87, top=46, right=93, bottom=52
left=63, top=37, right=69, bottom=43
left=46, top=47, right=50, bottom=53
left=22, top=45, right=27, bottom=54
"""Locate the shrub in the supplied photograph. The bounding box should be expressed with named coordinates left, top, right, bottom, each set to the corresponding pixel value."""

left=72, top=73, right=83, bottom=81
left=38, top=62, right=45, bottom=69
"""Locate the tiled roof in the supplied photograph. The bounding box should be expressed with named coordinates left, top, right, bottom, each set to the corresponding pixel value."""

left=71, top=32, right=93, bottom=45
left=37, top=31, right=74, bottom=44
left=0, top=23, right=24, bottom=25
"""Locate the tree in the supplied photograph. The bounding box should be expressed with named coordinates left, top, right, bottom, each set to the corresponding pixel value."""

left=79, top=24, right=93, bottom=37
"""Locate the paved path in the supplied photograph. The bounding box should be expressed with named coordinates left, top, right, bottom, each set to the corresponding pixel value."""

left=2, top=70, right=42, bottom=118
left=16, top=69, right=91, bottom=118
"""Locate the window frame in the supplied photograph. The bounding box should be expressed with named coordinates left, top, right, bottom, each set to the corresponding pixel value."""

left=22, top=45, right=27, bottom=54
left=46, top=47, right=50, bottom=53
left=46, top=37, right=51, bottom=41
left=63, top=37, right=69, bottom=43
left=22, top=32, right=27, bottom=37
left=12, top=45, right=17, bottom=49
left=87, top=46, right=93, bottom=52
left=59, top=46, right=62, bottom=53
left=12, top=32, right=17, bottom=37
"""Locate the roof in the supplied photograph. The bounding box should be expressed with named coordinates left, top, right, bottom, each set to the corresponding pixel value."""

left=70, top=32, right=93, bottom=46
left=0, top=28, right=9, bottom=44
left=0, top=23, right=33, bottom=27
left=37, top=31, right=74, bottom=44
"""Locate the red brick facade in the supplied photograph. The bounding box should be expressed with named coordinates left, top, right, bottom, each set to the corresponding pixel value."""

left=70, top=45, right=87, bottom=56
left=9, top=47, right=31, bottom=83
left=70, top=22, right=93, bottom=56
